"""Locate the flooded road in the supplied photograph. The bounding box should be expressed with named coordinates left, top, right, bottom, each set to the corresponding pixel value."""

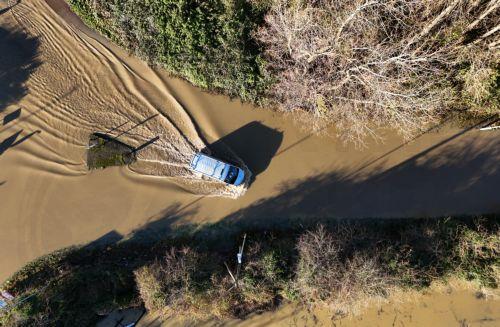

left=138, top=281, right=500, bottom=326
left=233, top=290, right=500, bottom=327
left=0, top=0, right=499, bottom=286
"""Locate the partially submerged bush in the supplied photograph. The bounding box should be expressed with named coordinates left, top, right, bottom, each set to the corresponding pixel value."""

left=238, top=242, right=289, bottom=312
left=68, top=0, right=498, bottom=145
left=295, top=226, right=390, bottom=314
left=87, top=133, right=136, bottom=169
left=0, top=245, right=140, bottom=326
left=292, top=220, right=499, bottom=315
left=134, top=244, right=286, bottom=319
left=135, top=247, right=197, bottom=313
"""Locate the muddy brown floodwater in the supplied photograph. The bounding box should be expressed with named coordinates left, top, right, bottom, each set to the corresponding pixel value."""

left=138, top=283, right=500, bottom=327
left=0, top=0, right=499, bottom=323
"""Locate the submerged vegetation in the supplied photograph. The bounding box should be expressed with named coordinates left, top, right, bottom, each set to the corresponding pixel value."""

left=1, top=216, right=498, bottom=325
left=67, top=0, right=499, bottom=145
left=87, top=133, right=136, bottom=169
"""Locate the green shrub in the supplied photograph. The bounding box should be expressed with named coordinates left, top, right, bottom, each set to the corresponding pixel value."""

left=455, top=225, right=499, bottom=286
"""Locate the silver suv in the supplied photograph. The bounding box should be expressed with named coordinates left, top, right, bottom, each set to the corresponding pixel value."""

left=190, top=152, right=245, bottom=186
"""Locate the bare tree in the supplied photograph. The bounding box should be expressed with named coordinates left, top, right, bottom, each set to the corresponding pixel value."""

left=256, top=0, right=499, bottom=145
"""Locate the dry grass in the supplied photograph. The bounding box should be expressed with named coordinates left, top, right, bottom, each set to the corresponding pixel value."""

left=134, top=247, right=197, bottom=313
left=295, top=225, right=391, bottom=315
left=457, top=48, right=499, bottom=114
left=134, top=244, right=281, bottom=319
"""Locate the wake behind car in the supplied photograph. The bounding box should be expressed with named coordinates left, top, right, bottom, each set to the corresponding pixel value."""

left=190, top=152, right=245, bottom=186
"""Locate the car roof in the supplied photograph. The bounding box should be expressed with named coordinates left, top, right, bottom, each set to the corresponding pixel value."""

left=191, top=153, right=226, bottom=178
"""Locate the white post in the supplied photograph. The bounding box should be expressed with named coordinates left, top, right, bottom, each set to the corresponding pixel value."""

left=479, top=126, right=500, bottom=131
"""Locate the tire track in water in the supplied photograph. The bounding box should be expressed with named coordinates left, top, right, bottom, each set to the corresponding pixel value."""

left=6, top=0, right=248, bottom=198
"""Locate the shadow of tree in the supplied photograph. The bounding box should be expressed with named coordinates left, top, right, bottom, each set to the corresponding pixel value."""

left=0, top=129, right=41, bottom=155
left=0, top=1, right=21, bottom=16
left=93, top=120, right=500, bottom=241
left=219, top=133, right=500, bottom=227
left=4, top=209, right=498, bottom=325
left=0, top=26, right=40, bottom=112
left=3, top=108, right=21, bottom=125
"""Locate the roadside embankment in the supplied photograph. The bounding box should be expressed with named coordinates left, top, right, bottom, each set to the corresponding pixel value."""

left=1, top=215, right=498, bottom=326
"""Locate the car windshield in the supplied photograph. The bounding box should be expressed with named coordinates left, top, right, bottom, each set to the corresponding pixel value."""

left=224, top=166, right=238, bottom=184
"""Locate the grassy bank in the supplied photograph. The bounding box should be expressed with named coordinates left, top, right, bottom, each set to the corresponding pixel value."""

left=1, top=216, right=498, bottom=326
left=67, top=0, right=270, bottom=103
